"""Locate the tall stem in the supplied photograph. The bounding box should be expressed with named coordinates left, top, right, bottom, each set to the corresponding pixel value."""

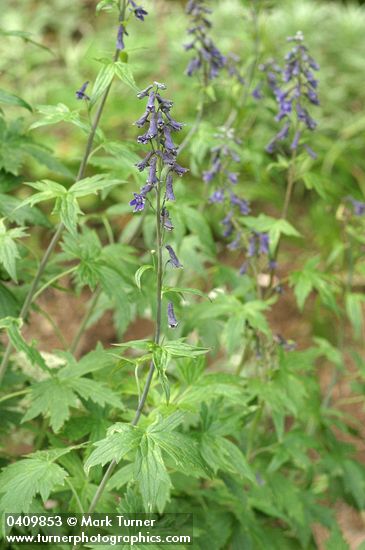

left=85, top=166, right=165, bottom=514
left=0, top=4, right=127, bottom=385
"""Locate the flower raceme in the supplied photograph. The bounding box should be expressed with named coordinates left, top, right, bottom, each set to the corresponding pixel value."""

left=204, top=127, right=274, bottom=274
left=130, top=82, right=188, bottom=213
left=130, top=82, right=188, bottom=328
left=184, top=1, right=244, bottom=84
left=259, top=31, right=320, bottom=157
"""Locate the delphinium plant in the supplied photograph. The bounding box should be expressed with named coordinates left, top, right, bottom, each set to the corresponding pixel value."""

left=1, top=1, right=365, bottom=549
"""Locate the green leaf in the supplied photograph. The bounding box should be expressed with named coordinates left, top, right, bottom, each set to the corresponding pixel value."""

left=162, top=286, right=209, bottom=300
left=134, top=435, right=171, bottom=513
left=324, top=525, right=350, bottom=550
left=30, top=103, right=89, bottom=132
left=345, top=293, right=365, bottom=338
left=70, top=377, right=123, bottom=409
left=290, top=258, right=338, bottom=311
left=200, top=434, right=255, bottom=482
left=183, top=207, right=215, bottom=255
left=56, top=193, right=82, bottom=235
left=0, top=192, right=51, bottom=227
left=242, top=214, right=300, bottom=250
left=96, top=0, right=118, bottom=12
left=0, top=219, right=27, bottom=281
left=23, top=378, right=79, bottom=432
left=69, top=174, right=123, bottom=197
left=135, top=265, right=153, bottom=290
left=107, top=463, right=134, bottom=490
left=0, top=282, right=19, bottom=317
left=151, top=430, right=209, bottom=478
left=85, top=425, right=142, bottom=473
left=0, top=317, right=49, bottom=372
left=20, top=179, right=66, bottom=208
left=0, top=88, right=32, bottom=112
left=0, top=454, right=68, bottom=513
left=152, top=347, right=170, bottom=404
left=162, top=340, right=209, bottom=357
left=114, top=61, right=138, bottom=91
left=91, top=63, right=115, bottom=106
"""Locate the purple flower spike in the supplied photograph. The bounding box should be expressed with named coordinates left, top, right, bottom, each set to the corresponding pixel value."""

left=166, top=245, right=183, bottom=268
left=261, top=33, right=319, bottom=156
left=167, top=302, right=178, bottom=328
left=76, top=81, right=90, bottom=101
left=130, top=193, right=145, bottom=212
left=166, top=173, right=175, bottom=201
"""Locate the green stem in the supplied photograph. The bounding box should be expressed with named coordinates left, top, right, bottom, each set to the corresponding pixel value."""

left=0, top=388, right=29, bottom=404
left=322, top=231, right=354, bottom=408
left=70, top=288, right=102, bottom=355
left=247, top=402, right=264, bottom=462
left=85, top=161, right=165, bottom=515
left=35, top=304, right=68, bottom=349
left=32, top=265, right=77, bottom=302
left=65, top=478, right=85, bottom=514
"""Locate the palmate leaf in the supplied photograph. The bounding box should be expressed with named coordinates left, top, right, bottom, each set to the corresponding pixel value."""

left=0, top=192, right=51, bottom=227
left=30, top=103, right=90, bottom=132
left=150, top=430, right=209, bottom=478
left=134, top=435, right=171, bottom=514
left=0, top=453, right=68, bottom=513
left=85, top=425, right=142, bottom=473
left=23, top=378, right=79, bottom=432
left=23, top=348, right=123, bottom=432
left=19, top=175, right=123, bottom=235
left=200, top=434, right=255, bottom=482
left=290, top=257, right=338, bottom=311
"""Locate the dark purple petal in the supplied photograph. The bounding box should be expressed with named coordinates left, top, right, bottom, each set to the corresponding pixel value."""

left=166, top=173, right=175, bottom=201
left=76, top=81, right=90, bottom=100
left=166, top=245, right=183, bottom=268
left=259, top=233, right=269, bottom=255
left=130, top=193, right=145, bottom=212
left=167, top=302, right=178, bottom=328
